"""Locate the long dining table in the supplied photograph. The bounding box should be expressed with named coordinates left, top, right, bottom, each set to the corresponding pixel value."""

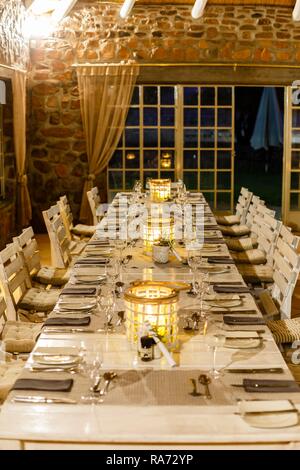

left=1, top=192, right=300, bottom=450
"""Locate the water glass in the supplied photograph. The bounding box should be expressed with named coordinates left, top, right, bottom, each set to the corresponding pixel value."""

left=204, top=321, right=226, bottom=379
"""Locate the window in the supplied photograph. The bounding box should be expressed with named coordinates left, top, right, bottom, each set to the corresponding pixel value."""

left=108, top=85, right=234, bottom=211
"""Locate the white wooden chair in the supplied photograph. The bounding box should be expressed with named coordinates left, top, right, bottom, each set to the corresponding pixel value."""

left=0, top=243, right=59, bottom=323
left=13, top=227, right=70, bottom=287
left=42, top=204, right=85, bottom=269
left=216, top=187, right=253, bottom=228
left=87, top=187, right=103, bottom=226
left=58, top=195, right=96, bottom=239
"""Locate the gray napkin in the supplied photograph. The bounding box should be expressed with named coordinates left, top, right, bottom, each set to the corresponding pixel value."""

left=44, top=316, right=91, bottom=326
left=60, top=287, right=96, bottom=296
left=243, top=379, right=300, bottom=393
left=207, top=257, right=235, bottom=264
left=213, top=285, right=250, bottom=293
left=75, top=259, right=108, bottom=265
left=12, top=379, right=74, bottom=392
left=224, top=316, right=265, bottom=325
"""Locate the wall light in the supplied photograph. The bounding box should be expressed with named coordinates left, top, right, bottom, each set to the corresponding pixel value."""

left=120, top=0, right=136, bottom=19
left=191, top=0, right=208, bottom=19
left=293, top=0, right=300, bottom=20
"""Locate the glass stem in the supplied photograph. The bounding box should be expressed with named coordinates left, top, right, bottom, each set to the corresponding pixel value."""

left=212, top=346, right=217, bottom=374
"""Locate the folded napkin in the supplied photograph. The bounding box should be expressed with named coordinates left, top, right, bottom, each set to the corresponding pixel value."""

left=75, top=259, right=108, bottom=265
left=224, top=316, right=265, bottom=325
left=60, top=287, right=96, bottom=296
left=44, top=316, right=91, bottom=326
left=243, top=379, right=300, bottom=393
left=207, top=257, right=235, bottom=264
left=88, top=240, right=110, bottom=246
left=211, top=309, right=257, bottom=315
left=12, top=378, right=74, bottom=392
left=213, top=285, right=250, bottom=294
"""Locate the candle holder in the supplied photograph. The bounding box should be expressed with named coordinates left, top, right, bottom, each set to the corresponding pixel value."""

left=142, top=216, right=174, bottom=255
left=124, top=281, right=180, bottom=347
left=149, top=179, right=171, bottom=202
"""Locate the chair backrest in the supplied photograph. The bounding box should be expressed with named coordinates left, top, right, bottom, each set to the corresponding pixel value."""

left=42, top=204, right=71, bottom=268
left=0, top=243, right=32, bottom=320
left=58, top=195, right=74, bottom=240
left=13, top=227, right=42, bottom=280
left=245, top=195, right=265, bottom=228
left=272, top=224, right=300, bottom=319
left=235, top=187, right=253, bottom=224
left=87, top=187, right=102, bottom=226
left=0, top=295, right=7, bottom=333
left=251, top=206, right=282, bottom=265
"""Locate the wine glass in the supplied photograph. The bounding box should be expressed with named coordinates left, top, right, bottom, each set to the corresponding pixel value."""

left=195, top=271, right=210, bottom=320
left=187, top=250, right=202, bottom=294
left=106, top=258, right=121, bottom=288
left=80, top=347, right=103, bottom=403
left=204, top=320, right=226, bottom=379
left=98, top=287, right=116, bottom=331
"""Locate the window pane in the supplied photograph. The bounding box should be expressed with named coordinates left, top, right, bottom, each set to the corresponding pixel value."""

left=131, top=87, right=139, bottom=105
left=218, top=108, right=232, bottom=127
left=160, top=151, right=174, bottom=169
left=125, top=128, right=139, bottom=147
left=161, top=129, right=175, bottom=147
left=201, top=87, right=215, bottom=106
left=203, top=192, right=214, bottom=207
left=217, top=172, right=231, bottom=189
left=161, top=170, right=175, bottom=181
left=290, top=192, right=300, bottom=210
left=292, top=110, right=300, bottom=128
left=143, top=86, right=158, bottom=105
left=200, top=150, right=214, bottom=169
left=143, top=107, right=158, bottom=126
left=126, top=108, right=140, bottom=126
left=125, top=171, right=140, bottom=190
left=200, top=129, right=214, bottom=148
left=125, top=150, right=139, bottom=169
left=200, top=108, right=214, bottom=127
left=109, top=150, right=122, bottom=169
left=184, top=108, right=198, bottom=127
left=161, top=108, right=175, bottom=127
left=161, top=87, right=175, bottom=105
left=184, top=150, right=198, bottom=169
left=292, top=130, right=300, bottom=148
left=183, top=171, right=198, bottom=190
left=216, top=192, right=231, bottom=210
left=184, top=129, right=198, bottom=148
left=217, top=129, right=232, bottom=147
left=217, top=87, right=232, bottom=106
left=184, top=87, right=198, bottom=106
left=292, top=151, right=300, bottom=169
left=217, top=150, right=232, bottom=169
left=144, top=129, right=158, bottom=147
left=200, top=172, right=214, bottom=190
left=109, top=171, right=123, bottom=190
left=144, top=150, right=158, bottom=168
left=291, top=172, right=300, bottom=190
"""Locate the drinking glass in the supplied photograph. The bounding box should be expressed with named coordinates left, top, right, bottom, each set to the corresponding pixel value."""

left=80, top=346, right=103, bottom=403
left=204, top=321, right=226, bottom=379
left=187, top=250, right=202, bottom=294
left=195, top=271, right=210, bottom=320
left=98, top=287, right=116, bottom=331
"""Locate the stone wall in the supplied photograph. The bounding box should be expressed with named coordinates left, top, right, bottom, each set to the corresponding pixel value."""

left=28, top=1, right=300, bottom=229
left=0, top=0, right=29, bottom=69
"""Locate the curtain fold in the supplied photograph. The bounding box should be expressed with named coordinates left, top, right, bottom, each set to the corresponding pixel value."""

left=77, top=63, right=139, bottom=224
left=12, top=70, right=32, bottom=227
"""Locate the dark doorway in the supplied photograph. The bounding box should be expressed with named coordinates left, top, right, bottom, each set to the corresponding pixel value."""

left=234, top=87, right=284, bottom=216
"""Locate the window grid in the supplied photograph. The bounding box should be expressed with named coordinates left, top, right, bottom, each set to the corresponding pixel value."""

left=289, top=91, right=300, bottom=210
left=108, top=85, right=234, bottom=211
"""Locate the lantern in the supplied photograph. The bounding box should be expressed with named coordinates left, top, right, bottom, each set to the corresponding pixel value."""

left=124, top=281, right=179, bottom=346
left=142, top=215, right=174, bottom=254
left=149, top=178, right=171, bottom=202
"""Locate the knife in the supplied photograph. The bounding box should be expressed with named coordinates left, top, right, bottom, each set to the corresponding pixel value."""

left=12, top=395, right=77, bottom=404
left=42, top=328, right=97, bottom=334
left=228, top=368, right=284, bottom=374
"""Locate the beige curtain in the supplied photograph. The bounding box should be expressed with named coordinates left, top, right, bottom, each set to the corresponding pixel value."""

left=12, top=70, right=32, bottom=227
left=77, top=63, right=139, bottom=224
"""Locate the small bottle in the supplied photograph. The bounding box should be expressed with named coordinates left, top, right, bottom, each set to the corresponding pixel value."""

left=139, top=336, right=155, bottom=362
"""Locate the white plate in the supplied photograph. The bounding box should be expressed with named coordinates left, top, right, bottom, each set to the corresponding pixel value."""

left=73, top=275, right=106, bottom=283
left=201, top=244, right=221, bottom=251
left=56, top=302, right=96, bottom=311
left=238, top=401, right=299, bottom=429
left=224, top=338, right=261, bottom=349
left=34, top=355, right=80, bottom=366
left=199, top=266, right=228, bottom=274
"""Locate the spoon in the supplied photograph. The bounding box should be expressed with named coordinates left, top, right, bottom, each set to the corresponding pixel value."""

left=116, top=310, right=125, bottom=327
left=99, top=372, right=118, bottom=396
left=199, top=374, right=212, bottom=399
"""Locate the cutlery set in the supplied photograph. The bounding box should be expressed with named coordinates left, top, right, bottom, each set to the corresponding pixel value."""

left=189, top=374, right=212, bottom=399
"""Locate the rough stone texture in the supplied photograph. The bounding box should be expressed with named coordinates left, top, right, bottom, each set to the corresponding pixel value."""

left=0, top=200, right=15, bottom=249
left=28, top=1, right=300, bottom=226
left=0, top=0, right=29, bottom=69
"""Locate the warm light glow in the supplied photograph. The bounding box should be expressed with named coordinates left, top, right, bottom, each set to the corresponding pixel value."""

left=120, top=0, right=136, bottom=19
left=161, top=152, right=172, bottom=169
left=142, top=216, right=174, bottom=254
left=124, top=281, right=179, bottom=345
left=126, top=152, right=136, bottom=160
left=293, top=0, right=300, bottom=20
left=23, top=0, right=77, bottom=38
left=191, top=0, right=208, bottom=19
left=149, top=179, right=171, bottom=203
